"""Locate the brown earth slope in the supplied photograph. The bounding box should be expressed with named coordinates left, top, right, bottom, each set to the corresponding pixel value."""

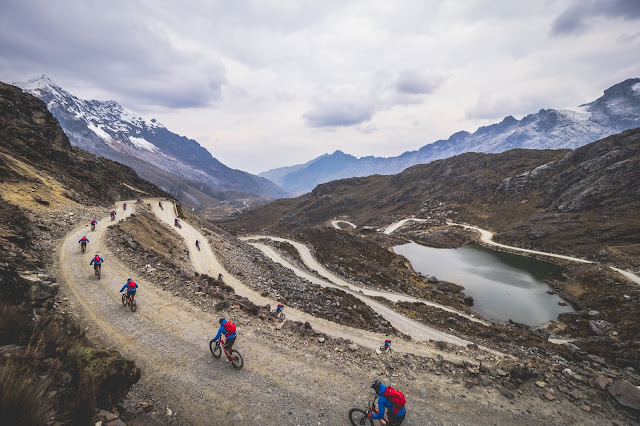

left=0, top=82, right=171, bottom=424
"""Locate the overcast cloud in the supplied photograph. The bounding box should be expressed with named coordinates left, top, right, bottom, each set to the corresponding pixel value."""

left=1, top=0, right=639, bottom=173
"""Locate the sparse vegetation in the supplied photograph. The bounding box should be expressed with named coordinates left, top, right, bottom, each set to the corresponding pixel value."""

left=0, top=363, right=53, bottom=426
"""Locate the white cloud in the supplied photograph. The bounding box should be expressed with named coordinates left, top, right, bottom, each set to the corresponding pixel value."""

left=0, top=0, right=639, bottom=174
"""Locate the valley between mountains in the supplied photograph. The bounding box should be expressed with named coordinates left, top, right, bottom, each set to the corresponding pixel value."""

left=52, top=198, right=638, bottom=425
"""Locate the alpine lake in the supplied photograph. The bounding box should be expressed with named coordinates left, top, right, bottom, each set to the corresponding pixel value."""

left=394, top=242, right=574, bottom=326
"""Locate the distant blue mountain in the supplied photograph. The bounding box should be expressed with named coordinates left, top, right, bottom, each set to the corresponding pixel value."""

left=261, top=78, right=640, bottom=195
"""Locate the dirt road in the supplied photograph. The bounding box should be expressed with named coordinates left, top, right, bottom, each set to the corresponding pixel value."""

left=446, top=221, right=640, bottom=285
left=54, top=200, right=602, bottom=425
left=241, top=235, right=490, bottom=327
left=152, top=202, right=483, bottom=359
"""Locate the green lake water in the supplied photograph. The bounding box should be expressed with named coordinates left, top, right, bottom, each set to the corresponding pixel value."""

left=394, top=242, right=574, bottom=326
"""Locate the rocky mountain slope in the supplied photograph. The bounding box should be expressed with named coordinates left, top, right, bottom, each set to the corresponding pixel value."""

left=225, top=127, right=640, bottom=271
left=262, top=78, right=640, bottom=195
left=17, top=75, right=287, bottom=207
left=0, top=81, right=171, bottom=424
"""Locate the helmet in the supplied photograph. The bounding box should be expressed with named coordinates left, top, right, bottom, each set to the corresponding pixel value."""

left=127, top=278, right=132, bottom=282
left=219, top=318, right=226, bottom=325
left=371, top=380, right=382, bottom=394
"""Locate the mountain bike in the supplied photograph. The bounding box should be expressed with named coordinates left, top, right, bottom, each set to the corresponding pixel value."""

left=349, top=396, right=380, bottom=426
left=80, top=242, right=86, bottom=254
left=94, top=264, right=101, bottom=280
left=379, top=345, right=394, bottom=354
left=209, top=338, right=243, bottom=370
left=273, top=309, right=285, bottom=321
left=91, top=223, right=95, bottom=231
left=121, top=292, right=137, bottom=312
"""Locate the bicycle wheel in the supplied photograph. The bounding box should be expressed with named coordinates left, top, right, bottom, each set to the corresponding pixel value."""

left=210, top=341, right=222, bottom=358
left=348, top=408, right=373, bottom=426
left=121, top=294, right=127, bottom=306
left=230, top=349, right=243, bottom=370
left=279, top=313, right=285, bottom=321
left=130, top=299, right=137, bottom=312
left=97, top=268, right=101, bottom=280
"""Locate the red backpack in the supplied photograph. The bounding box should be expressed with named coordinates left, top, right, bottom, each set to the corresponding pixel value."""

left=222, top=321, right=236, bottom=336
left=382, top=386, right=405, bottom=416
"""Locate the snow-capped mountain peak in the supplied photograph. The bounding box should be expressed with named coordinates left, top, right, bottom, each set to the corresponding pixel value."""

left=16, top=75, right=287, bottom=202
left=261, top=78, right=640, bottom=195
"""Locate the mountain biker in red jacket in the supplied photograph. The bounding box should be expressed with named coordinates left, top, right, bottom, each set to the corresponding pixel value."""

left=89, top=254, right=104, bottom=272
left=120, top=278, right=138, bottom=299
left=369, top=380, right=406, bottom=425
left=212, top=318, right=236, bottom=359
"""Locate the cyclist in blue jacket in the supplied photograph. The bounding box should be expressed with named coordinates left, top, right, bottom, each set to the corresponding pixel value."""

left=120, top=278, right=138, bottom=300
left=370, top=380, right=406, bottom=425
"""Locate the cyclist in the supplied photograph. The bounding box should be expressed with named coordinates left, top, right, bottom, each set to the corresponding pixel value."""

left=123, top=202, right=127, bottom=210
left=195, top=239, right=200, bottom=249
left=384, top=339, right=392, bottom=350
left=159, top=201, right=163, bottom=208
left=136, top=197, right=142, bottom=203
left=119, top=278, right=138, bottom=303
left=90, top=219, right=97, bottom=231
left=110, top=210, right=117, bottom=220
left=217, top=273, right=223, bottom=281
left=369, top=380, right=406, bottom=425
left=174, top=218, right=180, bottom=226
left=89, top=254, right=104, bottom=274
left=78, top=236, right=89, bottom=252
left=211, top=318, right=236, bottom=360
left=275, top=304, right=284, bottom=314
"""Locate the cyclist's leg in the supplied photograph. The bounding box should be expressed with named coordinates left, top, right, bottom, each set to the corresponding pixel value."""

left=224, top=336, right=235, bottom=356
left=387, top=412, right=405, bottom=426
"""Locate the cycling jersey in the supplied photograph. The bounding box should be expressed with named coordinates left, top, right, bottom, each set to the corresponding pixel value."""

left=90, top=256, right=104, bottom=265
left=120, top=281, right=138, bottom=293
left=371, top=384, right=406, bottom=420
left=213, top=319, right=236, bottom=341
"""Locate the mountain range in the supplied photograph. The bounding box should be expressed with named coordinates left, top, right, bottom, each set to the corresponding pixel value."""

left=260, top=78, right=640, bottom=195
left=227, top=127, right=640, bottom=270
left=16, top=75, right=287, bottom=208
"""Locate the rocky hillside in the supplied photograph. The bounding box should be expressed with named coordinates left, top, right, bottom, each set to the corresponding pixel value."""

left=17, top=75, right=287, bottom=207
left=0, top=81, right=172, bottom=424
left=225, top=128, right=640, bottom=270
left=262, top=78, right=640, bottom=195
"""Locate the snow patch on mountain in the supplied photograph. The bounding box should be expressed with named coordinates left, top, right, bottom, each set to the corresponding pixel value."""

left=633, top=82, right=640, bottom=95
left=129, top=136, right=158, bottom=152
left=87, top=123, right=111, bottom=141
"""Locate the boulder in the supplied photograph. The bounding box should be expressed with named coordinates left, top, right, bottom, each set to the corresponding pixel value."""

left=607, top=380, right=640, bottom=410
left=589, top=320, right=615, bottom=336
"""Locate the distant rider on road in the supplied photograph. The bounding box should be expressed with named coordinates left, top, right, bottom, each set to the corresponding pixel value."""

left=120, top=278, right=138, bottom=300
left=89, top=254, right=104, bottom=272
left=79, top=236, right=89, bottom=251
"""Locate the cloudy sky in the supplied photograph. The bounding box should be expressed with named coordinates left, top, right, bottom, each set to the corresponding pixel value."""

left=1, top=0, right=639, bottom=174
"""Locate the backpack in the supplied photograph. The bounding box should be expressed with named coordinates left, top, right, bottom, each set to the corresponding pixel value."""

left=382, top=386, right=405, bottom=415
left=93, top=255, right=101, bottom=263
left=222, top=321, right=236, bottom=336
left=127, top=281, right=137, bottom=290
